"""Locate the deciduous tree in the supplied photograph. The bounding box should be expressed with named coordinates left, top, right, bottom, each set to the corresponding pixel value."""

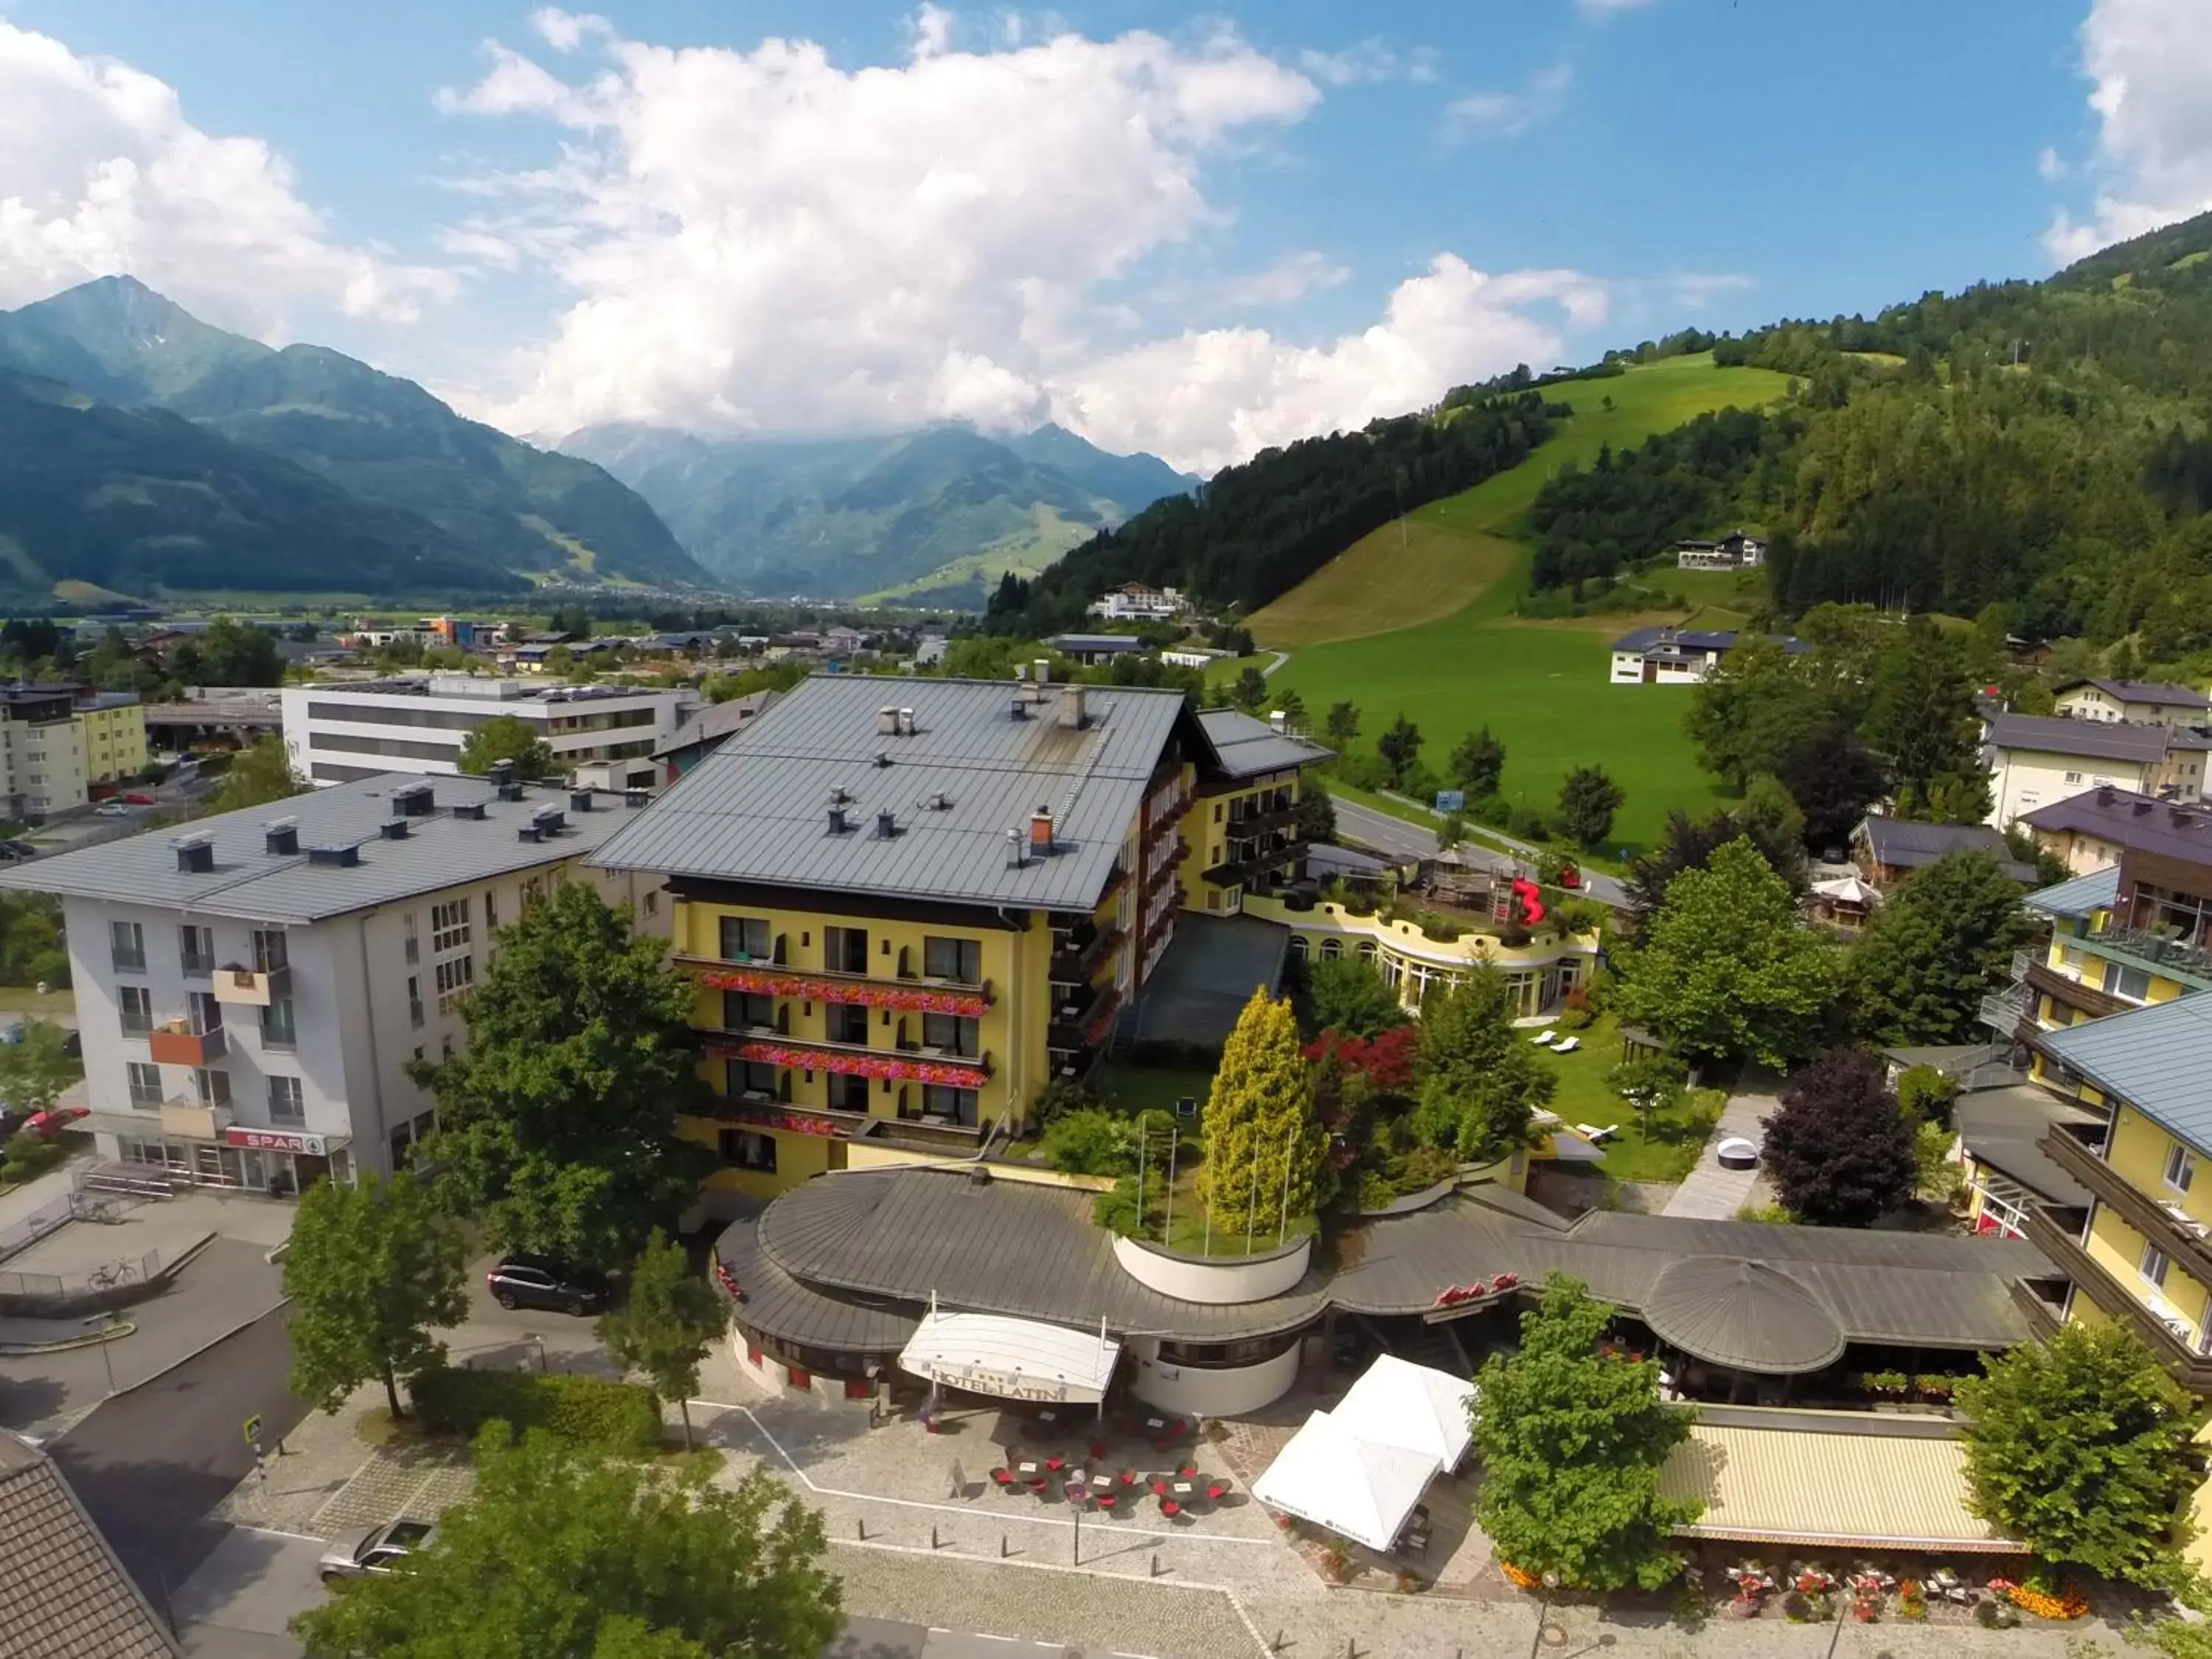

left=1448, top=726, right=1506, bottom=798
left=1231, top=664, right=1270, bottom=713
left=1775, top=724, right=1890, bottom=852
left=1200, top=989, right=1326, bottom=1237
left=1759, top=1048, right=1916, bottom=1225
left=1376, top=714, right=1423, bottom=788
left=293, top=1427, right=841, bottom=1659
left=1955, top=1323, right=2198, bottom=1587
left=457, top=714, right=561, bottom=781
left=598, top=1231, right=728, bottom=1450
left=1412, top=967, right=1556, bottom=1160
left=412, top=883, right=713, bottom=1270
left=1852, top=850, right=2041, bottom=1044
left=1304, top=955, right=1405, bottom=1040
left=285, top=1172, right=467, bottom=1421
left=211, top=736, right=309, bottom=814
left=1623, top=807, right=1806, bottom=939
left=0, top=1019, right=81, bottom=1114
left=1473, top=1276, right=1700, bottom=1591
left=1556, top=765, right=1624, bottom=846
left=1324, top=701, right=1361, bottom=744
left=1294, top=779, right=1336, bottom=844
left=1615, top=838, right=1840, bottom=1067
left=1683, top=637, right=1832, bottom=790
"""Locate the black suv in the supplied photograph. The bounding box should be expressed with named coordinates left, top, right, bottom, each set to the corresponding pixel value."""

left=485, top=1256, right=609, bottom=1315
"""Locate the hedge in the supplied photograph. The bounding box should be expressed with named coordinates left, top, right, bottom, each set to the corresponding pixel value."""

left=410, top=1367, right=662, bottom=1453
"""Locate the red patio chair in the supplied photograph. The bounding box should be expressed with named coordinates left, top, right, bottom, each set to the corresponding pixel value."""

left=1206, top=1481, right=1229, bottom=1500
left=1046, top=1454, right=1065, bottom=1472
left=990, top=1468, right=1014, bottom=1488
left=1161, top=1499, right=1181, bottom=1517
left=1089, top=1439, right=1107, bottom=1461
left=1097, top=1492, right=1118, bottom=1511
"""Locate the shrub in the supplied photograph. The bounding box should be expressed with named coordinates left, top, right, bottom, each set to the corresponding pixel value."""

left=410, top=1367, right=662, bottom=1453
left=1032, top=1077, right=1100, bottom=1126
left=1468, top=793, right=1512, bottom=829
left=1041, top=1109, right=1135, bottom=1176
left=0, top=1135, right=69, bottom=1186
left=1735, top=1202, right=1795, bottom=1225
left=1506, top=804, right=1553, bottom=842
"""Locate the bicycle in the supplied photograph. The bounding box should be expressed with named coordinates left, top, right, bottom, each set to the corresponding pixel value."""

left=86, top=1260, right=128, bottom=1290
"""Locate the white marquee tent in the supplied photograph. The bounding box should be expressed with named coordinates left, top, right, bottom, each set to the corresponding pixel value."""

left=1332, top=1354, right=1475, bottom=1470
left=1251, top=1410, right=1441, bottom=1552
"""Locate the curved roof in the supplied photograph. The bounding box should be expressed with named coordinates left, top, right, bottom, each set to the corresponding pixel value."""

left=1644, top=1258, right=1846, bottom=1374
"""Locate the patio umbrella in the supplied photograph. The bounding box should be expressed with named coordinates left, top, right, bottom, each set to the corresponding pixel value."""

left=1331, top=1353, right=1475, bottom=1470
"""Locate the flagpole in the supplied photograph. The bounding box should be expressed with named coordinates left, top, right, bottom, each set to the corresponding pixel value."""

left=1163, top=1121, right=1178, bottom=1242
left=1278, top=1127, right=1294, bottom=1248
left=1244, top=1124, right=1256, bottom=1253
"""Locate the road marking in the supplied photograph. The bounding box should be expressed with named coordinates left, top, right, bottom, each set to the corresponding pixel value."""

left=233, top=1523, right=327, bottom=1544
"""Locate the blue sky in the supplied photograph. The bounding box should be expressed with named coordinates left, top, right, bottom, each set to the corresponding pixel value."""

left=0, top=1, right=2200, bottom=469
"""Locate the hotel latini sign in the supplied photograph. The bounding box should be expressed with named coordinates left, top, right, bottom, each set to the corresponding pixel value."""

left=923, top=1361, right=1074, bottom=1403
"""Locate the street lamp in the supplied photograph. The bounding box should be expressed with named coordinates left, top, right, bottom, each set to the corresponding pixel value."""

left=80, top=1311, right=120, bottom=1397
left=522, top=1332, right=547, bottom=1374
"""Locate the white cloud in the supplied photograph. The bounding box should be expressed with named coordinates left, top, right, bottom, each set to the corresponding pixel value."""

left=2037, top=145, right=2068, bottom=183
left=1444, top=64, right=1573, bottom=141
left=530, top=9, right=613, bottom=55
left=1663, top=271, right=1753, bottom=310
left=1298, top=39, right=1440, bottom=87
left=0, top=21, right=453, bottom=328
left=442, top=13, right=1606, bottom=471
left=2044, top=0, right=2212, bottom=262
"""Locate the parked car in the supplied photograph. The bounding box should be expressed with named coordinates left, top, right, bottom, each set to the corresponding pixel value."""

left=23, top=1106, right=88, bottom=1139
left=93, top=803, right=131, bottom=817
left=319, top=1518, right=436, bottom=1583
left=122, top=792, right=155, bottom=805
left=484, top=1256, right=610, bottom=1315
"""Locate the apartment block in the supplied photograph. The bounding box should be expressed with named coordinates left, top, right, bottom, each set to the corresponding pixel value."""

left=0, top=686, right=86, bottom=821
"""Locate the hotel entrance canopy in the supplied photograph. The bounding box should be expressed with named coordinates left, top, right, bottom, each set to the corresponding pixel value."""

left=898, top=1308, right=1121, bottom=1404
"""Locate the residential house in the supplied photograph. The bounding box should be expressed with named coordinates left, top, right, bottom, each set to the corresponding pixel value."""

left=1851, top=817, right=2037, bottom=889
left=1605, top=627, right=1804, bottom=686
left=1981, top=712, right=2211, bottom=827
left=0, top=1429, right=178, bottom=1658
left=2052, top=678, right=2211, bottom=728
left=1674, top=530, right=1767, bottom=570
left=1043, top=633, right=1149, bottom=667
left=1088, top=582, right=1186, bottom=622
left=2020, top=783, right=2212, bottom=877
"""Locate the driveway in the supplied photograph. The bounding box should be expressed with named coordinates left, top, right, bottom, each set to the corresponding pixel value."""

left=174, top=1527, right=321, bottom=1658
left=440, top=1251, right=619, bottom=1376
left=1661, top=1088, right=1775, bottom=1218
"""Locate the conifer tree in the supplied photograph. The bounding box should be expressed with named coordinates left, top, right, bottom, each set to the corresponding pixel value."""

left=1201, top=988, right=1325, bottom=1239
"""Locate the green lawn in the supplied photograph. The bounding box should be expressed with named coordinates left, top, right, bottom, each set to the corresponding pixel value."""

left=1533, top=1014, right=1721, bottom=1182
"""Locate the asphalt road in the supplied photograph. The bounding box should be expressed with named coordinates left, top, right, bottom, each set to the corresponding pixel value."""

left=1332, top=797, right=1631, bottom=908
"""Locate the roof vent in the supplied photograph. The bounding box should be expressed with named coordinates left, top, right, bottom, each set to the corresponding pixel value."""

left=874, top=750, right=893, bottom=768
left=517, top=824, right=543, bottom=844
left=829, top=785, right=851, bottom=807
left=1030, top=807, right=1054, bottom=854
left=828, top=804, right=851, bottom=835
left=391, top=781, right=435, bottom=816
left=1009, top=695, right=1029, bottom=722
left=499, top=779, right=526, bottom=803
left=967, top=1164, right=993, bottom=1187
left=1033, top=658, right=1051, bottom=687
left=1006, top=826, right=1026, bottom=867
left=877, top=705, right=901, bottom=736
left=2097, top=785, right=2117, bottom=806
left=1057, top=686, right=1087, bottom=730
left=899, top=706, right=917, bottom=736
left=173, top=832, right=215, bottom=874
left=570, top=790, right=594, bottom=813
left=1014, top=663, right=1029, bottom=683
left=2134, top=800, right=2154, bottom=815
left=928, top=791, right=952, bottom=811
left=452, top=801, right=487, bottom=821
left=624, top=790, right=650, bottom=809
left=307, top=843, right=361, bottom=868
left=2174, top=807, right=2194, bottom=827
left=380, top=817, right=411, bottom=840
left=876, top=810, right=898, bottom=838
left=263, top=817, right=299, bottom=857
left=532, top=807, right=566, bottom=834
left=1268, top=709, right=1287, bottom=734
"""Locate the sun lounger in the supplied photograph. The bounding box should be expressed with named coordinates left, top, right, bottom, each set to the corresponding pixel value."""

left=1553, top=1036, right=1581, bottom=1054
left=1531, top=1030, right=1557, bottom=1046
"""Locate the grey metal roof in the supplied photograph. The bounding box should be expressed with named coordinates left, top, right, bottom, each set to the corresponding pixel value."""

left=1642, top=1258, right=1847, bottom=1374
left=650, top=690, right=779, bottom=759
left=1194, top=708, right=1334, bottom=779
left=2020, top=787, right=2212, bottom=865
left=2037, top=994, right=2212, bottom=1155
left=0, top=1432, right=177, bottom=1658
left=591, top=675, right=1192, bottom=911
left=1986, top=712, right=2212, bottom=763
left=1609, top=627, right=1807, bottom=655
left=0, top=773, right=644, bottom=923
left=1859, top=817, right=2031, bottom=880
left=2055, top=678, right=2211, bottom=710
left=1129, top=914, right=1290, bottom=1048
left=2025, top=865, right=2121, bottom=919
left=1953, top=1086, right=2102, bottom=1208
left=1043, top=633, right=1149, bottom=654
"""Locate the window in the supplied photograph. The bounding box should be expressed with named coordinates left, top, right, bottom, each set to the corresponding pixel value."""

left=111, top=920, right=145, bottom=974
left=188, top=991, right=223, bottom=1034
left=251, top=928, right=288, bottom=974
left=644, top=890, right=659, bottom=917
left=719, top=916, right=771, bottom=961
left=1319, top=938, right=1343, bottom=961
left=827, top=1003, right=869, bottom=1044
left=126, top=1062, right=162, bottom=1108
left=827, top=1072, right=869, bottom=1111
left=2065, top=771, right=2084, bottom=785
left=404, top=911, right=420, bottom=964
left=824, top=926, right=868, bottom=973
left=431, top=900, right=470, bottom=954
left=2166, top=1143, right=2197, bottom=1195
left=179, top=925, right=215, bottom=975
left=921, top=1013, right=978, bottom=1057
left=260, top=998, right=296, bottom=1049
left=2104, top=960, right=2152, bottom=1002
left=920, top=1085, right=980, bottom=1126
left=268, top=1076, right=305, bottom=1125
left=119, top=985, right=154, bottom=1037
left=922, top=936, right=982, bottom=984
left=2142, top=1241, right=2173, bottom=1292
left=484, top=890, right=499, bottom=932
left=727, top=1059, right=781, bottom=1099
left=1287, top=935, right=1308, bottom=961
left=718, top=1129, right=777, bottom=1172
left=435, top=954, right=475, bottom=1012
left=189, top=1068, right=231, bottom=1108
left=407, top=975, right=424, bottom=1030
left=723, top=990, right=776, bottom=1032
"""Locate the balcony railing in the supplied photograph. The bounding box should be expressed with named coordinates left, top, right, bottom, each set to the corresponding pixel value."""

left=1051, top=924, right=1123, bottom=982
left=1050, top=986, right=1121, bottom=1051
left=147, top=1020, right=226, bottom=1068
left=2039, top=1126, right=2212, bottom=1285
left=1203, top=838, right=1301, bottom=888
left=2025, top=959, right=2130, bottom=1020
left=2022, top=1206, right=2212, bottom=1391
left=2079, top=922, right=2212, bottom=990
left=681, top=958, right=993, bottom=1018
left=1979, top=987, right=2031, bottom=1035
left=212, top=962, right=291, bottom=1007
left=706, top=1093, right=987, bottom=1147
left=705, top=1034, right=992, bottom=1087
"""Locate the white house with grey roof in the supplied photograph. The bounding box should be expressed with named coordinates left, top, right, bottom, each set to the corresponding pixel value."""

left=1982, top=712, right=2212, bottom=828
left=0, top=771, right=666, bottom=1194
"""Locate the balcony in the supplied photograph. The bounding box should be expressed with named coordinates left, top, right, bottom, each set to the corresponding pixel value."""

left=1225, top=802, right=1298, bottom=838
left=1203, top=838, right=1302, bottom=889
left=1978, top=985, right=2031, bottom=1037
left=1050, top=985, right=1121, bottom=1051
left=212, top=962, right=291, bottom=1007
left=2040, top=1126, right=2212, bottom=1287
left=679, top=956, right=993, bottom=1018
left=2021, top=1206, right=2212, bottom=1391
left=159, top=1100, right=233, bottom=1141
left=147, top=1019, right=226, bottom=1067
left=2026, top=959, right=2132, bottom=1020
left=2079, top=923, right=2212, bottom=992
left=1051, top=924, right=1123, bottom=982
left=705, top=1034, right=992, bottom=1088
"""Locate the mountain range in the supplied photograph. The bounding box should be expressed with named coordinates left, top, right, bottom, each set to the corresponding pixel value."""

left=557, top=420, right=1197, bottom=604
left=0, top=277, right=711, bottom=599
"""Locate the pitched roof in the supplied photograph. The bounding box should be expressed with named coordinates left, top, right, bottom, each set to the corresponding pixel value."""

left=1857, top=816, right=2032, bottom=879
left=0, top=1432, right=177, bottom=1658
left=2025, top=865, right=2122, bottom=919
left=2054, top=678, right=2211, bottom=711
left=591, top=675, right=1194, bottom=910
left=0, top=773, right=644, bottom=924
left=2020, top=785, right=2212, bottom=865
left=1194, top=707, right=1333, bottom=779
left=650, top=690, right=779, bottom=760
left=1986, top=712, right=2211, bottom=763
left=1608, top=626, right=1806, bottom=655
left=2037, top=995, right=2212, bottom=1155
left=1953, top=1086, right=2104, bottom=1207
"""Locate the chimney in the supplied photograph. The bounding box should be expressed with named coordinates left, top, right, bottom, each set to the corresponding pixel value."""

left=380, top=817, right=410, bottom=840
left=1030, top=806, right=1054, bottom=854
left=173, top=833, right=215, bottom=874
left=488, top=759, right=514, bottom=786
left=1268, top=709, right=1287, bottom=734
left=392, top=781, right=435, bottom=816
left=2097, top=785, right=2116, bottom=806
left=1006, top=827, right=1026, bottom=867
left=1033, top=658, right=1051, bottom=689
left=569, top=789, right=594, bottom=813
left=898, top=706, right=917, bottom=735
left=624, top=790, right=650, bottom=809
left=451, top=801, right=487, bottom=821
left=1057, top=686, right=1087, bottom=730
left=307, top=843, right=361, bottom=867
left=517, top=824, right=543, bottom=844
left=532, top=807, right=566, bottom=834
left=263, top=817, right=299, bottom=857
left=1009, top=695, right=1029, bottom=722
left=828, top=804, right=850, bottom=834
left=876, top=810, right=898, bottom=838
left=877, top=706, right=900, bottom=735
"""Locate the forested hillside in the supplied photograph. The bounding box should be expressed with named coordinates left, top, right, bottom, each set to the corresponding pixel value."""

left=1526, top=207, right=2212, bottom=662
left=987, top=388, right=1558, bottom=635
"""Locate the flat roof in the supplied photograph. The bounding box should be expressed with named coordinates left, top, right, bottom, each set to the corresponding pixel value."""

left=2020, top=785, right=2212, bottom=865
left=1954, top=1086, right=2104, bottom=1208
left=0, top=772, right=645, bottom=924
left=1195, top=707, right=1332, bottom=779
left=1609, top=627, right=1806, bottom=655
left=590, top=675, right=1196, bottom=911
left=1986, top=712, right=2210, bottom=763
left=2037, top=995, right=2212, bottom=1155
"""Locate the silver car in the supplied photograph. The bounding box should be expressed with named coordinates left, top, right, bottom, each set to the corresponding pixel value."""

left=319, top=1518, right=435, bottom=1583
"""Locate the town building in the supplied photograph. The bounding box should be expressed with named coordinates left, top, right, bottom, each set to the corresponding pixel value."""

left=0, top=1429, right=177, bottom=1658
left=71, top=690, right=148, bottom=786
left=651, top=690, right=781, bottom=780
left=2018, top=782, right=2212, bottom=876
left=1043, top=633, right=1149, bottom=667
left=0, top=771, right=665, bottom=1194
left=1087, top=582, right=1186, bottom=623
left=280, top=676, right=692, bottom=787
left=1850, top=816, right=2035, bottom=890
left=1674, top=529, right=1766, bottom=570
left=588, top=671, right=1331, bottom=1214
left=2051, top=678, right=2211, bottom=728
left=1255, top=896, right=1594, bottom=1018
left=1981, top=712, right=2211, bottom=827
left=141, top=693, right=282, bottom=758
left=1605, top=627, right=1804, bottom=686
left=0, top=684, right=86, bottom=821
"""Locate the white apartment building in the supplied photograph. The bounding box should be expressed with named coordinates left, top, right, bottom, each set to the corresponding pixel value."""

left=1087, top=582, right=1186, bottom=622
left=0, top=686, right=86, bottom=821
left=0, top=771, right=667, bottom=1194
left=281, top=676, right=693, bottom=787
left=1982, top=712, right=2212, bottom=828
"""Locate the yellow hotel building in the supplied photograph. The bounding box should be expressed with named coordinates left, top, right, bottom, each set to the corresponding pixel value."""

left=591, top=672, right=1338, bottom=1211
